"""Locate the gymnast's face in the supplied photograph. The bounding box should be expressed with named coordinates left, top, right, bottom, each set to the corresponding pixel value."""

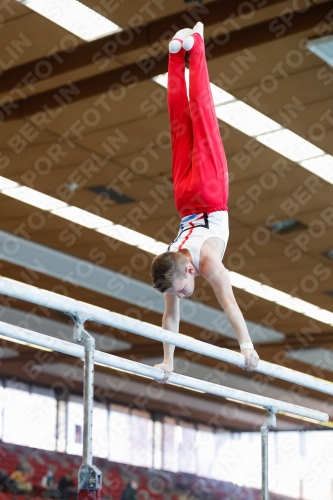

left=168, top=267, right=195, bottom=299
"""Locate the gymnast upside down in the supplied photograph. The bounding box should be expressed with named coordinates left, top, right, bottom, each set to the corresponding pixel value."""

left=151, top=23, right=259, bottom=382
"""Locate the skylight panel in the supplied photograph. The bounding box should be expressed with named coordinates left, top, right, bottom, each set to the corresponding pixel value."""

left=300, top=155, right=333, bottom=184
left=255, top=129, right=325, bottom=162
left=210, top=82, right=236, bottom=106
left=186, top=69, right=235, bottom=106
left=1, top=185, right=68, bottom=211
left=97, top=224, right=165, bottom=253
left=288, top=297, right=312, bottom=315
left=51, top=206, right=112, bottom=229
left=307, top=35, right=333, bottom=67
left=153, top=72, right=236, bottom=106
left=97, top=224, right=147, bottom=245
left=16, top=0, right=120, bottom=41
left=0, top=177, right=19, bottom=190
left=228, top=272, right=291, bottom=303
left=152, top=74, right=168, bottom=88
left=215, top=100, right=282, bottom=137
left=304, top=308, right=333, bottom=325
left=228, top=271, right=333, bottom=326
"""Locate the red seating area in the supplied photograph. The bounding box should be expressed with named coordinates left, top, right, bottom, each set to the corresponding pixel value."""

left=0, top=441, right=292, bottom=500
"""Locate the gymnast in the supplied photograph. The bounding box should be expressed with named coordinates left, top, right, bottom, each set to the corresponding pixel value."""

left=150, top=23, right=259, bottom=382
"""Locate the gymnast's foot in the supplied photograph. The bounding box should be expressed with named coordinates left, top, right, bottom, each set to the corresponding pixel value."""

left=169, top=28, right=193, bottom=53
left=182, top=22, right=204, bottom=51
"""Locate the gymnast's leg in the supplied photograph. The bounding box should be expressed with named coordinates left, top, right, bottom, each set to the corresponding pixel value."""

left=184, top=23, right=229, bottom=213
left=167, top=30, right=194, bottom=215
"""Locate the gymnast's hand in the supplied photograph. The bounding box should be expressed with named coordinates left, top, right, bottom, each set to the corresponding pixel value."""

left=154, top=361, right=174, bottom=383
left=241, top=348, right=259, bottom=371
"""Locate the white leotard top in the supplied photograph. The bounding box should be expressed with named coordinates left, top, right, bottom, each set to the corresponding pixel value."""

left=167, top=211, right=229, bottom=272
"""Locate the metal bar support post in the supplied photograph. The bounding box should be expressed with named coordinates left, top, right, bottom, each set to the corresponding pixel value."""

left=73, top=317, right=102, bottom=500
left=261, top=408, right=277, bottom=500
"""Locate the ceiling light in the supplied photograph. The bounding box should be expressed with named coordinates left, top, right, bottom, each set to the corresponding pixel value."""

left=97, top=224, right=141, bottom=242
left=302, top=308, right=333, bottom=325
left=97, top=224, right=166, bottom=253
left=228, top=271, right=333, bottom=326
left=16, top=0, right=120, bottom=41
left=288, top=297, right=311, bottom=315
left=51, top=206, right=112, bottom=229
left=193, top=71, right=236, bottom=106
left=255, top=129, right=325, bottom=162
left=215, top=100, right=282, bottom=136
left=153, top=72, right=236, bottom=107
left=210, top=82, right=236, bottom=106
left=140, top=240, right=167, bottom=254
left=307, top=35, right=333, bottom=67
left=152, top=74, right=168, bottom=88
left=0, top=177, right=19, bottom=190
left=1, top=186, right=68, bottom=211
left=300, top=155, right=333, bottom=184
left=228, top=272, right=289, bottom=303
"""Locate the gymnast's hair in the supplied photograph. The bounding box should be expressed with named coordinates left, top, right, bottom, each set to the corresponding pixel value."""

left=151, top=252, right=187, bottom=293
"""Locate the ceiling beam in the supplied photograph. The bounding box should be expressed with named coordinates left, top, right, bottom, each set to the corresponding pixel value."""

left=1, top=1, right=332, bottom=123
left=0, top=0, right=289, bottom=94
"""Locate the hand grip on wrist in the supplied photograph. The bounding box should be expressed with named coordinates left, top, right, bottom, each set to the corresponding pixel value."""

left=240, top=341, right=253, bottom=351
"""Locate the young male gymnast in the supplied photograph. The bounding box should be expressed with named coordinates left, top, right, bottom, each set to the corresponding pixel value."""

left=151, top=23, right=259, bottom=382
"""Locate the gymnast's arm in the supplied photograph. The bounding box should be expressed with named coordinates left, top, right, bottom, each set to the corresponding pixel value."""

left=201, top=257, right=259, bottom=371
left=154, top=293, right=180, bottom=383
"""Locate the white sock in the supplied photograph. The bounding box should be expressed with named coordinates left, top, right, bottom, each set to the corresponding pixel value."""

left=182, top=37, right=194, bottom=51
left=182, top=22, right=204, bottom=51
left=174, top=28, right=193, bottom=41
left=193, top=22, right=204, bottom=39
left=169, top=28, right=193, bottom=53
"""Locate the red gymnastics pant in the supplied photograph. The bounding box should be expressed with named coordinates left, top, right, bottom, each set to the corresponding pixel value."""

left=168, top=33, right=229, bottom=218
